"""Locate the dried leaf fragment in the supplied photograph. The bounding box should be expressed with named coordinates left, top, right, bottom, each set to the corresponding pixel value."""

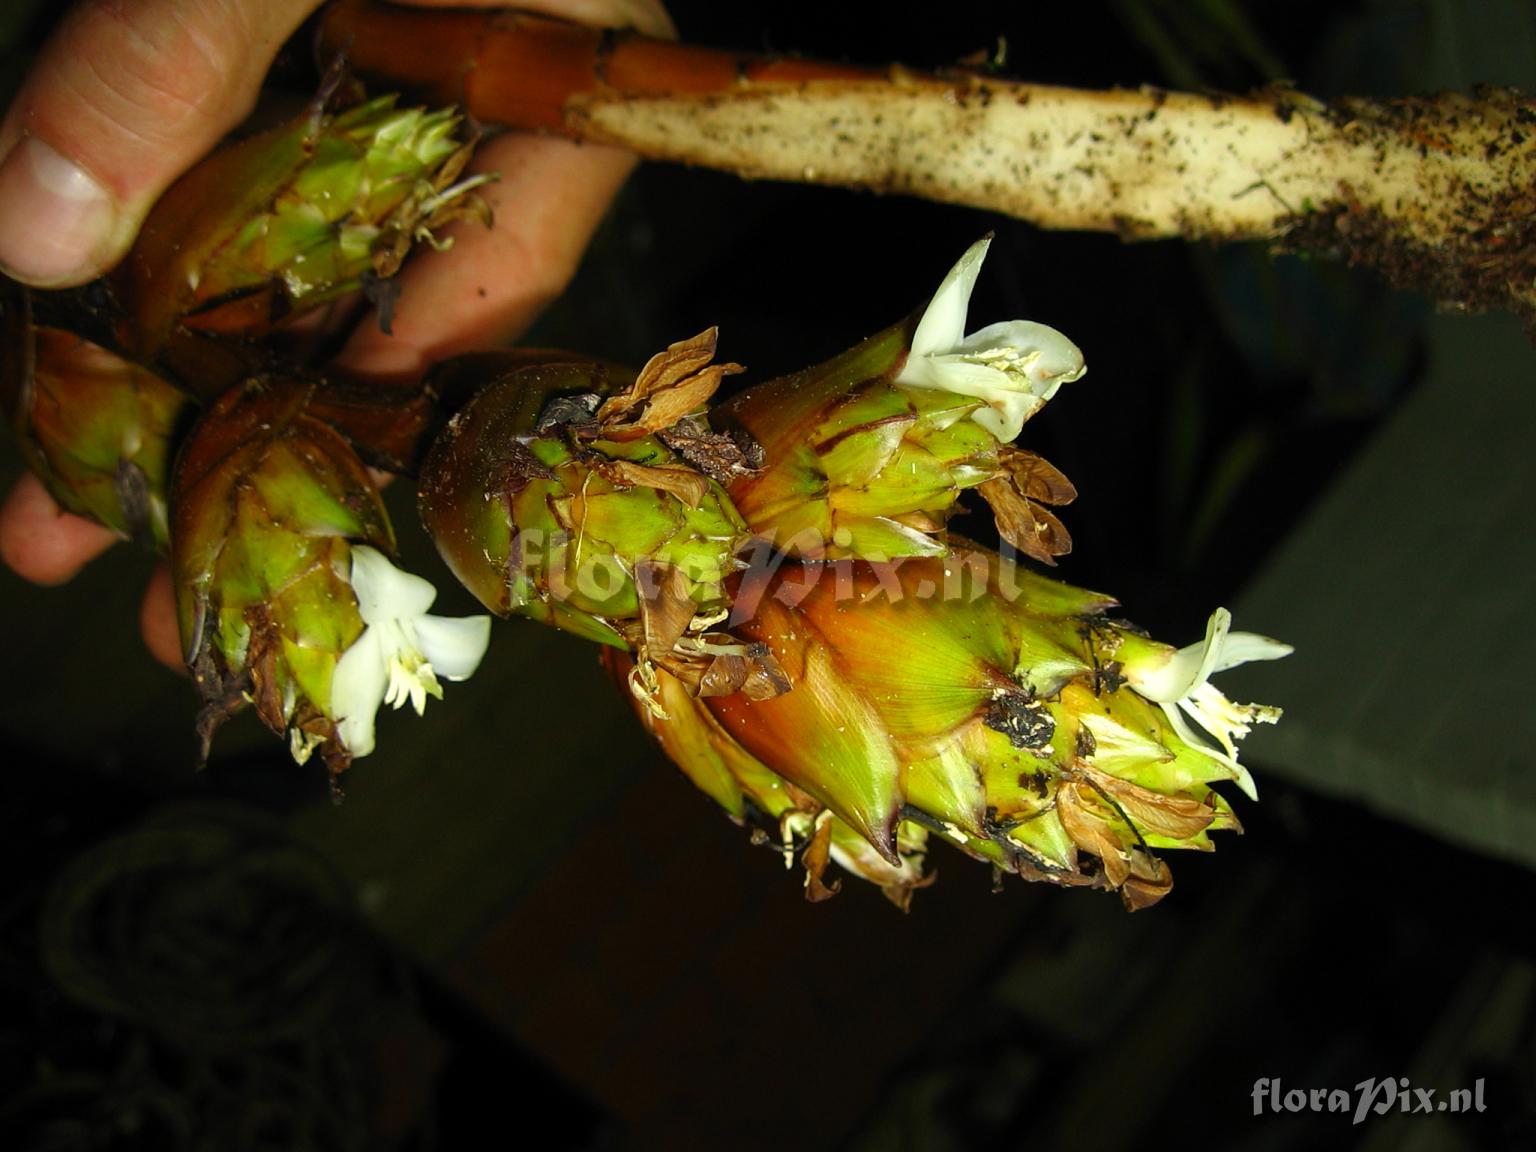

left=596, top=328, right=744, bottom=439
left=979, top=447, right=1076, bottom=564
left=1082, top=763, right=1220, bottom=841
left=594, top=457, right=711, bottom=509
left=801, top=811, right=843, bottom=902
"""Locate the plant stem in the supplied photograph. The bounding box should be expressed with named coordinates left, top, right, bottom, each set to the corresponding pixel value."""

left=323, top=1, right=1536, bottom=327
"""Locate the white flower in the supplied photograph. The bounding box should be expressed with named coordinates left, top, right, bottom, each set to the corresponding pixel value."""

left=1122, top=607, right=1292, bottom=801
left=331, top=546, right=492, bottom=758
left=894, top=235, right=1086, bottom=442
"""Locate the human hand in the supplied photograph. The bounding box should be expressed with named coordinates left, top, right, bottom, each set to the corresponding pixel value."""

left=0, top=0, right=674, bottom=668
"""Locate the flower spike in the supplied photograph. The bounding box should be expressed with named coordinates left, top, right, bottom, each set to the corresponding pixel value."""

left=718, top=236, right=1086, bottom=564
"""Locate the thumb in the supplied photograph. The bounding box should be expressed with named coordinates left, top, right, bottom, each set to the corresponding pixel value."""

left=0, top=0, right=317, bottom=287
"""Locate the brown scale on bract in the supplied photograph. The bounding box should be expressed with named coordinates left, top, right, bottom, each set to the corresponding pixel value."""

left=984, top=684, right=1056, bottom=750
left=656, top=416, right=765, bottom=485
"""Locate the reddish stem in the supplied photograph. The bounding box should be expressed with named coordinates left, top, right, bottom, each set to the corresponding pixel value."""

left=318, top=0, right=876, bottom=132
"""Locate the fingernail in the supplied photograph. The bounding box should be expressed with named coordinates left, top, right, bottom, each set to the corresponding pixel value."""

left=0, top=135, right=118, bottom=286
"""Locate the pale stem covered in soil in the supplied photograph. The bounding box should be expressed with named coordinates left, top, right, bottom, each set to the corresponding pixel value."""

left=323, top=1, right=1536, bottom=325
left=570, top=78, right=1536, bottom=324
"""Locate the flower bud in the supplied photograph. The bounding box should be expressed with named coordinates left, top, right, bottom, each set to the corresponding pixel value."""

left=3, top=282, right=187, bottom=549
left=116, top=92, right=486, bottom=387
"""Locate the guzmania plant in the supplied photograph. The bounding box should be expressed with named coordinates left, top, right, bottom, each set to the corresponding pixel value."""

left=2, top=5, right=1300, bottom=911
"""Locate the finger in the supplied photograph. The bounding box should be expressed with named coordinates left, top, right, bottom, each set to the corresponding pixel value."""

left=337, top=132, right=639, bottom=381
left=0, top=0, right=318, bottom=287
left=140, top=561, right=185, bottom=671
left=0, top=471, right=120, bottom=585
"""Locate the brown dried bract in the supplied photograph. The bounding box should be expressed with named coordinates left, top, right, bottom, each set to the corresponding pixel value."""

left=631, top=561, right=790, bottom=705
left=978, top=447, right=1076, bottom=565
left=695, top=642, right=791, bottom=700
left=801, top=813, right=843, bottom=902
left=1055, top=782, right=1132, bottom=887
left=593, top=457, right=711, bottom=508
left=595, top=327, right=744, bottom=440
left=1081, top=763, right=1220, bottom=841
left=1055, top=780, right=1174, bottom=908
left=1119, top=867, right=1174, bottom=911
left=636, top=560, right=697, bottom=657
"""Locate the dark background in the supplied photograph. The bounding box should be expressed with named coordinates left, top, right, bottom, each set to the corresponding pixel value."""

left=2, top=1, right=1534, bottom=1149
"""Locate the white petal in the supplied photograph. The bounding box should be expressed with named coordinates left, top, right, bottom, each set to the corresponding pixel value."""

left=350, top=545, right=437, bottom=623
left=1159, top=700, right=1259, bottom=802
left=1126, top=610, right=1292, bottom=702
left=413, top=614, right=492, bottom=681
left=957, top=320, right=1085, bottom=394
left=889, top=352, right=944, bottom=393
left=907, top=235, right=991, bottom=360
left=1133, top=609, right=1228, bottom=703
left=923, top=355, right=1019, bottom=399
left=905, top=357, right=1052, bottom=441
left=971, top=394, right=1039, bottom=443
left=1191, top=608, right=1233, bottom=693
left=1210, top=631, right=1294, bottom=673
left=971, top=405, right=1010, bottom=442
left=895, top=240, right=1083, bottom=445
left=1126, top=646, right=1196, bottom=704
left=332, top=628, right=388, bottom=757
left=337, top=714, right=377, bottom=759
